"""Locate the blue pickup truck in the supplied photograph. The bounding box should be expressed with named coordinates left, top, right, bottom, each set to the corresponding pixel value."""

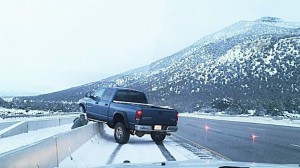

left=78, top=87, right=178, bottom=144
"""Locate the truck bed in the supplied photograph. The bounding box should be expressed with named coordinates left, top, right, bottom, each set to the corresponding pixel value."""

left=112, top=101, right=178, bottom=127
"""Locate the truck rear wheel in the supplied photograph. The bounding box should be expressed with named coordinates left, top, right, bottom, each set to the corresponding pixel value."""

left=151, top=132, right=166, bottom=143
left=114, top=122, right=130, bottom=144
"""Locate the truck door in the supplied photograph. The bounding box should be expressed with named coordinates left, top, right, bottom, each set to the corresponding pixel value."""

left=87, top=89, right=105, bottom=120
left=98, top=88, right=114, bottom=122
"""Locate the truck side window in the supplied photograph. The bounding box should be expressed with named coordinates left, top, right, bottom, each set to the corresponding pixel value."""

left=94, top=89, right=105, bottom=99
left=102, top=89, right=113, bottom=101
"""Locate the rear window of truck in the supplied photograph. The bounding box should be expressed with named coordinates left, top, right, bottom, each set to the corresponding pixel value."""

left=114, top=90, right=148, bottom=104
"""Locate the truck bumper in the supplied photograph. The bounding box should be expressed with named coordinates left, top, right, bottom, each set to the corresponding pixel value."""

left=135, top=125, right=178, bottom=132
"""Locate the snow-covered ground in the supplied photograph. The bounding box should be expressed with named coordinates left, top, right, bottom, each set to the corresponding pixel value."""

left=180, top=112, right=300, bottom=128
left=59, top=126, right=203, bottom=167
left=0, top=123, right=72, bottom=154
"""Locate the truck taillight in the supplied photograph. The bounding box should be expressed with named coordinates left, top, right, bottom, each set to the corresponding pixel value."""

left=135, top=110, right=143, bottom=121
left=176, top=112, right=179, bottom=123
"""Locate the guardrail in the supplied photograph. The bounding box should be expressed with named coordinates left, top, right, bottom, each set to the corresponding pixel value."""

left=0, top=122, right=103, bottom=168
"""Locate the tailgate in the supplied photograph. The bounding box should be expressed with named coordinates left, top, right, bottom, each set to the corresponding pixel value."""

left=139, top=107, right=178, bottom=126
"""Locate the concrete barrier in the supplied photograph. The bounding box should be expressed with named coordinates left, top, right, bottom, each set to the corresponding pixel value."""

left=0, top=137, right=57, bottom=168
left=59, top=117, right=76, bottom=126
left=56, top=123, right=102, bottom=162
left=0, top=116, right=76, bottom=139
left=0, top=122, right=103, bottom=168
left=28, top=119, right=60, bottom=131
left=0, top=121, right=18, bottom=131
left=0, top=121, right=28, bottom=138
left=28, top=116, right=77, bottom=131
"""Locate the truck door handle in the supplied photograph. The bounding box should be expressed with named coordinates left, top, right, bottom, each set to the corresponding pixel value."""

left=95, top=102, right=99, bottom=104
left=105, top=104, right=108, bottom=106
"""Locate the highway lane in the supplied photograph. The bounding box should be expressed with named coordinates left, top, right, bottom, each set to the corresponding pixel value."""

left=173, top=116, right=300, bottom=164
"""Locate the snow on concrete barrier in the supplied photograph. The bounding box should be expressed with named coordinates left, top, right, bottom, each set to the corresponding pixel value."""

left=28, top=117, right=77, bottom=131
left=0, top=121, right=18, bottom=131
left=0, top=122, right=103, bottom=168
left=0, top=116, right=76, bottom=139
left=0, top=121, right=28, bottom=138
left=27, top=118, right=60, bottom=131
left=59, top=117, right=75, bottom=126
left=0, top=136, right=57, bottom=168
left=56, top=122, right=103, bottom=162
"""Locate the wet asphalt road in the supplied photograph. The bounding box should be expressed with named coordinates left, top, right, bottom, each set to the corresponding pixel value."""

left=173, top=116, right=300, bottom=164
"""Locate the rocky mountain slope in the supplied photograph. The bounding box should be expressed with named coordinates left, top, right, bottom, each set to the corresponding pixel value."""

left=10, top=17, right=300, bottom=115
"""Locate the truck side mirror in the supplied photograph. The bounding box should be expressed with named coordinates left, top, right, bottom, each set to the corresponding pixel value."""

left=95, top=96, right=101, bottom=101
left=85, top=92, right=92, bottom=97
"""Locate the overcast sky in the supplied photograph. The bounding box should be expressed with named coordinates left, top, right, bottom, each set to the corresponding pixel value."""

left=0, top=0, right=299, bottom=96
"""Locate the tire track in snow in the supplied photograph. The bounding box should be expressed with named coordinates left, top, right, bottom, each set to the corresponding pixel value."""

left=98, top=124, right=124, bottom=165
left=99, top=125, right=175, bottom=163
left=106, top=144, right=123, bottom=165
left=155, top=142, right=176, bottom=161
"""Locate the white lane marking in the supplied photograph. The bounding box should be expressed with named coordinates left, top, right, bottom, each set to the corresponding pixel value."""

left=246, top=127, right=265, bottom=131
left=209, top=128, right=221, bottom=132
left=291, top=144, right=300, bottom=148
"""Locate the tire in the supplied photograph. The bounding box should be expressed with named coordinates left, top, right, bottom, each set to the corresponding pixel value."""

left=114, top=122, right=130, bottom=144
left=151, top=132, right=166, bottom=143
left=79, top=105, right=86, bottom=113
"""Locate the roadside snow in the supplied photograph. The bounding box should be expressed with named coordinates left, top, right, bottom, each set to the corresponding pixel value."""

left=163, top=138, right=199, bottom=161
left=59, top=134, right=119, bottom=167
left=59, top=133, right=167, bottom=167
left=0, top=124, right=72, bottom=154
left=59, top=126, right=199, bottom=167
left=180, top=112, right=300, bottom=128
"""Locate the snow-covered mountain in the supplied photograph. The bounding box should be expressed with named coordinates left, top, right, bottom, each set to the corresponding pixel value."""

left=10, top=17, right=300, bottom=115
left=0, top=98, right=7, bottom=107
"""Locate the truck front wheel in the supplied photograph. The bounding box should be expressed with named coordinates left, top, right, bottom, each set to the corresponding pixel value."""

left=151, top=132, right=166, bottom=143
left=79, top=105, right=86, bottom=113
left=114, top=122, right=130, bottom=144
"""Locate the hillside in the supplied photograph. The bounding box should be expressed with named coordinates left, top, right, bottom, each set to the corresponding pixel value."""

left=11, top=17, right=300, bottom=115
left=0, top=98, right=7, bottom=107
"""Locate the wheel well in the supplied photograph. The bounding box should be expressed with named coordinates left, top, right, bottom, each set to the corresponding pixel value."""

left=79, top=103, right=85, bottom=111
left=113, top=113, right=124, bottom=126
